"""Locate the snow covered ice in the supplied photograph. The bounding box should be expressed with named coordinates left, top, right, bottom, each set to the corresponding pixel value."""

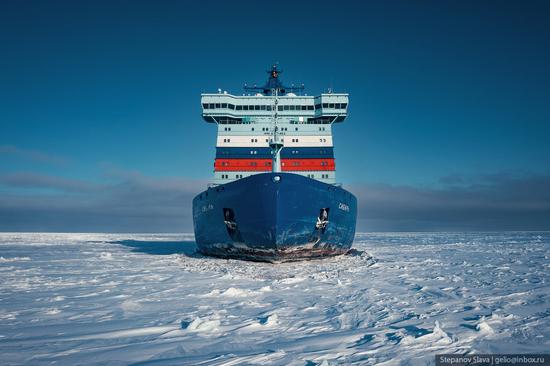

left=0, top=232, right=548, bottom=365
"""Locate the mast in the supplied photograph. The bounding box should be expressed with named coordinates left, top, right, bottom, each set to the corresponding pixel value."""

left=242, top=64, right=304, bottom=174
left=269, top=88, right=283, bottom=172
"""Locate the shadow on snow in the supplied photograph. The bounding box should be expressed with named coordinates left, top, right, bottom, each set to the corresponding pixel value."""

left=110, top=240, right=198, bottom=256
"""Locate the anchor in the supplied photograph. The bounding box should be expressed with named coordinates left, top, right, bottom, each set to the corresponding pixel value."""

left=315, top=208, right=329, bottom=233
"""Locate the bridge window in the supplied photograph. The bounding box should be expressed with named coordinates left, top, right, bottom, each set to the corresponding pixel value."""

left=307, top=116, right=334, bottom=124
left=222, top=103, right=227, bottom=108
left=308, top=105, right=314, bottom=110
left=215, top=103, right=221, bottom=108
left=228, top=104, right=235, bottom=110
left=248, top=105, right=254, bottom=110
left=217, top=117, right=243, bottom=124
left=236, top=105, right=242, bottom=110
left=322, top=103, right=328, bottom=108
left=315, top=104, right=321, bottom=109
left=328, top=103, right=334, bottom=108
left=261, top=105, right=266, bottom=110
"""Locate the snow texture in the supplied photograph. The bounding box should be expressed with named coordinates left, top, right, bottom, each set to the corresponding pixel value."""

left=0, top=232, right=548, bottom=365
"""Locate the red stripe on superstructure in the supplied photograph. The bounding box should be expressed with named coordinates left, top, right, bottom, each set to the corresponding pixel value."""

left=214, top=158, right=335, bottom=172
left=215, top=159, right=272, bottom=171
left=282, top=158, right=335, bottom=171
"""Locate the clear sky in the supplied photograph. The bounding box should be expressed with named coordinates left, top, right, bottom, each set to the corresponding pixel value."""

left=1, top=0, right=549, bottom=232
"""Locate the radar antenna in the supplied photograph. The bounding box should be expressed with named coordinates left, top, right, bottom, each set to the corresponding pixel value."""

left=244, top=64, right=304, bottom=96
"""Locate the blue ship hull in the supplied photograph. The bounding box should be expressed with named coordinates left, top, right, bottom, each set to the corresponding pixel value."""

left=192, top=173, right=357, bottom=262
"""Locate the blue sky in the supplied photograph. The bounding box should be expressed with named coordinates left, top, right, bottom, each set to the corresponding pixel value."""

left=1, top=0, right=549, bottom=231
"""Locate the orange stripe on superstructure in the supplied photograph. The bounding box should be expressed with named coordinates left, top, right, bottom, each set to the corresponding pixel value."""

left=214, top=159, right=272, bottom=171
left=214, top=158, right=335, bottom=172
left=282, top=158, right=335, bottom=171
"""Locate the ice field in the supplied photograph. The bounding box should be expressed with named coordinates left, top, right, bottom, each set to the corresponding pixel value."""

left=0, top=232, right=548, bottom=365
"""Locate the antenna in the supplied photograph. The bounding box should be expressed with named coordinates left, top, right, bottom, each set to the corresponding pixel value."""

left=244, top=64, right=304, bottom=96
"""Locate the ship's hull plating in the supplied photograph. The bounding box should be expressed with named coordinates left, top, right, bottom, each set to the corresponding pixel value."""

left=192, top=173, right=357, bottom=262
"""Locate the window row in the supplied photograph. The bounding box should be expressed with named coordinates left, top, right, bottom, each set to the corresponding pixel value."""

left=210, top=117, right=341, bottom=125
left=218, top=149, right=331, bottom=156
left=277, top=105, right=314, bottom=111
left=281, top=161, right=331, bottom=167
left=203, top=103, right=316, bottom=111
left=307, top=173, right=331, bottom=179
left=288, top=149, right=329, bottom=155
left=221, top=126, right=327, bottom=132
left=219, top=161, right=272, bottom=167
left=221, top=138, right=329, bottom=144
left=219, top=174, right=244, bottom=180
left=314, top=103, right=348, bottom=110
left=218, top=161, right=328, bottom=166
